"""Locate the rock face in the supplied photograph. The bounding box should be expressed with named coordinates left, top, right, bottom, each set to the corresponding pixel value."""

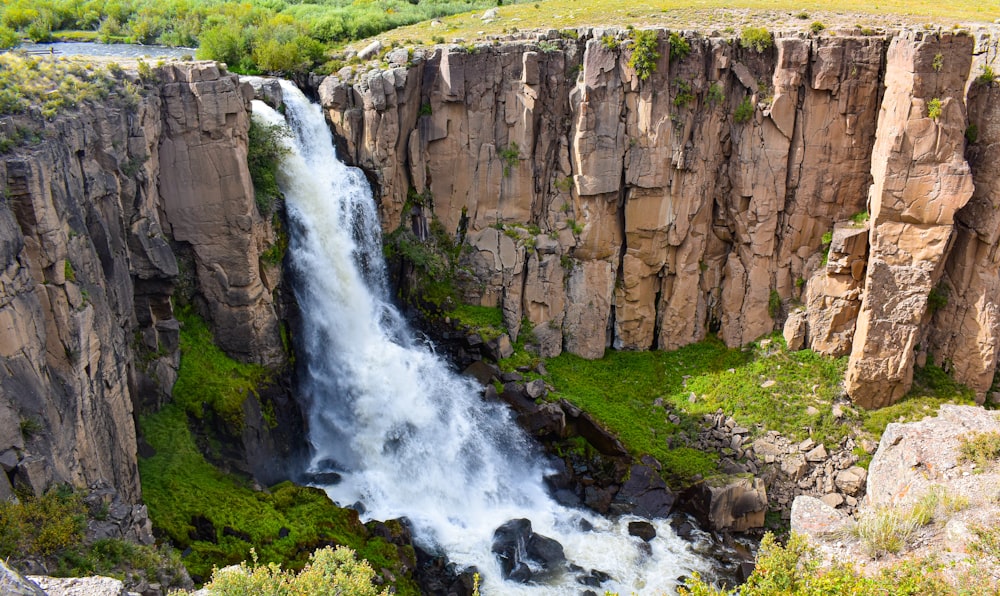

left=846, top=31, right=975, bottom=407
left=317, top=27, right=1000, bottom=408
left=0, top=62, right=290, bottom=504
left=791, top=405, right=1000, bottom=588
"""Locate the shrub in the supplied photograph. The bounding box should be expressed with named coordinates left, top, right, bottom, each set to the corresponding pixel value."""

left=706, top=82, right=724, bottom=104
left=628, top=29, right=660, bottom=81
left=0, top=487, right=87, bottom=558
left=966, top=123, right=979, bottom=144
left=740, top=27, right=773, bottom=53
left=932, top=52, right=944, bottom=72
left=927, top=97, right=942, bottom=120
left=600, top=34, right=619, bottom=50
left=958, top=431, right=1000, bottom=468
left=734, top=95, right=754, bottom=123
left=768, top=290, right=781, bottom=318
left=668, top=31, right=690, bottom=61
left=927, top=283, right=949, bottom=315
left=978, top=64, right=997, bottom=84
left=810, top=21, right=826, bottom=34
left=0, top=25, right=19, bottom=49
left=673, top=80, right=694, bottom=108
left=498, top=141, right=520, bottom=176
left=205, top=546, right=389, bottom=596
left=853, top=506, right=921, bottom=556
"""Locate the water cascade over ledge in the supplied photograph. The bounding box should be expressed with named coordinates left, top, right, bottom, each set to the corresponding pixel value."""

left=252, top=80, right=714, bottom=594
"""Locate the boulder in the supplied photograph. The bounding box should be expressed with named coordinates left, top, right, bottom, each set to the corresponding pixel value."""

left=867, top=405, right=1000, bottom=507
left=517, top=402, right=566, bottom=438
left=0, top=560, right=45, bottom=596
left=790, top=495, right=854, bottom=538
left=833, top=466, right=867, bottom=496
left=613, top=462, right=675, bottom=518
left=491, top=519, right=566, bottom=583
left=783, top=309, right=808, bottom=351
left=681, top=474, right=767, bottom=532
left=627, top=520, right=656, bottom=542
left=28, top=575, right=128, bottom=596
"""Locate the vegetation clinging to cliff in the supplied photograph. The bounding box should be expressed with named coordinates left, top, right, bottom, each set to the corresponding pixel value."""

left=139, top=404, right=419, bottom=592
left=171, top=306, right=268, bottom=427
left=628, top=29, right=660, bottom=80
left=248, top=118, right=291, bottom=215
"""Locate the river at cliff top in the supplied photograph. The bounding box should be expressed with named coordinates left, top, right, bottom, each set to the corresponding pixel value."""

left=17, top=41, right=193, bottom=60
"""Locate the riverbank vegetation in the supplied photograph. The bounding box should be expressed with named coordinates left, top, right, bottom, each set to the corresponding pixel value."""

left=0, top=0, right=528, bottom=74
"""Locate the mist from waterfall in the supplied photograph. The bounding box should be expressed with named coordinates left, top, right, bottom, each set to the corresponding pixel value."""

left=252, top=80, right=712, bottom=595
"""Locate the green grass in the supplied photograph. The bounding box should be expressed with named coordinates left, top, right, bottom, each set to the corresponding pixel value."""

left=0, top=53, right=140, bottom=120
left=544, top=336, right=978, bottom=485
left=861, top=364, right=976, bottom=438
left=171, top=307, right=268, bottom=427
left=544, top=336, right=849, bottom=485
left=372, top=0, right=998, bottom=47
left=448, top=304, right=506, bottom=341
left=138, top=404, right=418, bottom=593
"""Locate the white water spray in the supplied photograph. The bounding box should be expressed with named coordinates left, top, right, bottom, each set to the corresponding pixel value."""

left=253, top=81, right=713, bottom=594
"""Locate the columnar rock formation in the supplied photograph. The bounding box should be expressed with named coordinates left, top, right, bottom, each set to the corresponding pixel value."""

left=845, top=31, right=975, bottom=408
left=0, top=63, right=286, bottom=504
left=317, top=27, right=1000, bottom=408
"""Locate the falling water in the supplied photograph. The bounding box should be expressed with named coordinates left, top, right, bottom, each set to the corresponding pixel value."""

left=252, top=81, right=714, bottom=594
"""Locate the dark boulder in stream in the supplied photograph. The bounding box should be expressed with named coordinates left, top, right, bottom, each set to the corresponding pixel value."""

left=491, top=518, right=567, bottom=582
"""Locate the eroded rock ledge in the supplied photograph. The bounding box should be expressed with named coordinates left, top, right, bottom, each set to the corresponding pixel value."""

left=315, top=26, right=1000, bottom=409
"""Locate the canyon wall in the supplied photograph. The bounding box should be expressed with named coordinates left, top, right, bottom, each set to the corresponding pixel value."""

left=0, top=63, right=289, bottom=504
left=316, top=27, right=1000, bottom=408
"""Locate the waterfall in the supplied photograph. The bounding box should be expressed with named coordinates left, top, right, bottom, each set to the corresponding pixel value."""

left=252, top=81, right=713, bottom=595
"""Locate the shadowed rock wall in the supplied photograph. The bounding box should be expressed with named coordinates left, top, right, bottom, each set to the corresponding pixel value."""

left=0, top=63, right=288, bottom=504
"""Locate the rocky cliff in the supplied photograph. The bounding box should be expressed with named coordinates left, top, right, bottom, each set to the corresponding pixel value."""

left=0, top=62, right=289, bottom=505
left=315, top=26, right=1000, bottom=408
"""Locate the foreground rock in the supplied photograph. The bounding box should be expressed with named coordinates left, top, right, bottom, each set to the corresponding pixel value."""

left=27, top=576, right=127, bottom=596
left=792, top=405, right=1000, bottom=588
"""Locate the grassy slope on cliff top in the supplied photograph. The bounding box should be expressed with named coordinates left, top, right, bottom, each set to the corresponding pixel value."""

left=368, top=0, right=998, bottom=46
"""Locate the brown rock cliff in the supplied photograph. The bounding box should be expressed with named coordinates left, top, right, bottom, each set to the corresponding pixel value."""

left=317, top=27, right=1000, bottom=408
left=0, top=62, right=287, bottom=504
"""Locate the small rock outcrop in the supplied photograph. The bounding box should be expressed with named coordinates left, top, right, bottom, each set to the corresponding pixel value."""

left=792, top=405, right=1000, bottom=587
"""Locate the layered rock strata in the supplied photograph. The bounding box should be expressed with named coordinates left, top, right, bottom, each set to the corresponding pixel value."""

left=0, top=63, right=287, bottom=504
left=317, top=27, right=1000, bottom=408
